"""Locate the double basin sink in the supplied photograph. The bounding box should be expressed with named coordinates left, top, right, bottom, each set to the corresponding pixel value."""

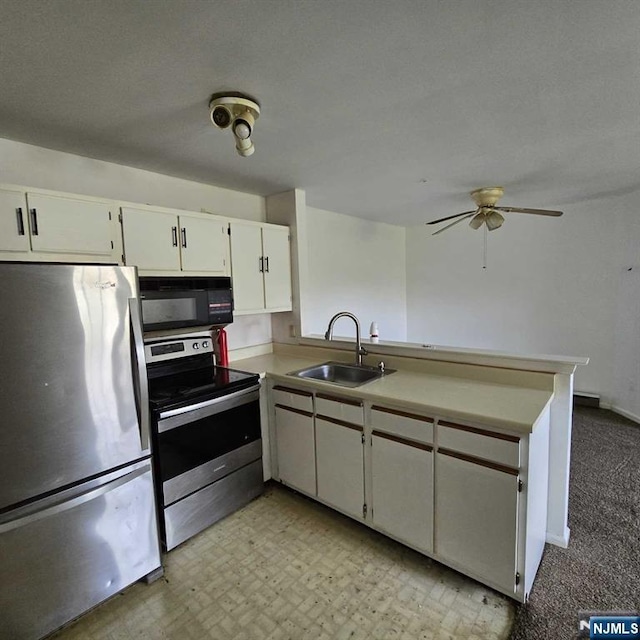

left=288, top=361, right=396, bottom=388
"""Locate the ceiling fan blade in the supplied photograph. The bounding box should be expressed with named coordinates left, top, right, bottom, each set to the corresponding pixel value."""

left=431, top=213, right=475, bottom=235
left=468, top=211, right=485, bottom=230
left=426, top=209, right=477, bottom=225
left=496, top=206, right=563, bottom=217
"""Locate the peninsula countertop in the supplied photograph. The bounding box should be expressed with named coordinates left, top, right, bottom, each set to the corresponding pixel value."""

left=231, top=350, right=553, bottom=435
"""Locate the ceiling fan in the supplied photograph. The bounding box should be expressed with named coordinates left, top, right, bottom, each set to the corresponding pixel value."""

left=427, top=187, right=563, bottom=235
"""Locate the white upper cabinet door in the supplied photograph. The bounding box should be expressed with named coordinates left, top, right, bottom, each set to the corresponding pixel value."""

left=26, top=193, right=113, bottom=256
left=179, top=213, right=228, bottom=275
left=262, top=225, right=292, bottom=311
left=229, top=222, right=264, bottom=312
left=121, top=207, right=181, bottom=272
left=0, top=189, right=30, bottom=254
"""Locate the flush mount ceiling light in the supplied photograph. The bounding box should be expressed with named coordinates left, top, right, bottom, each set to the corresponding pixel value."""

left=209, top=94, right=260, bottom=157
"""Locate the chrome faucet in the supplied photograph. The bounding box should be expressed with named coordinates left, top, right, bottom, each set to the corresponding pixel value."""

left=324, top=311, right=368, bottom=366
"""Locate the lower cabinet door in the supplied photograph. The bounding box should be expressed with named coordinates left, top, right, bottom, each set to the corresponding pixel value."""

left=275, top=405, right=316, bottom=495
left=435, top=452, right=519, bottom=592
left=315, top=417, right=364, bottom=519
left=371, top=434, right=433, bottom=553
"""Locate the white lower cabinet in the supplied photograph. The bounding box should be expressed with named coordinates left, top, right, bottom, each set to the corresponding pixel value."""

left=271, top=385, right=545, bottom=601
left=274, top=405, right=316, bottom=496
left=371, top=433, right=433, bottom=553
left=435, top=451, right=519, bottom=593
left=315, top=417, right=364, bottom=519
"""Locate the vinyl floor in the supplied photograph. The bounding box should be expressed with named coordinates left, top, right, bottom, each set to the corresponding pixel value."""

left=52, top=483, right=514, bottom=640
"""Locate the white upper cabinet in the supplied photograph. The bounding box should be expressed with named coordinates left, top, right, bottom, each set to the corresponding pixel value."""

left=26, top=193, right=114, bottom=256
left=121, top=206, right=229, bottom=276
left=262, top=225, right=292, bottom=310
left=0, top=188, right=119, bottom=262
left=0, top=189, right=30, bottom=254
left=179, top=213, right=228, bottom=274
left=229, top=221, right=292, bottom=315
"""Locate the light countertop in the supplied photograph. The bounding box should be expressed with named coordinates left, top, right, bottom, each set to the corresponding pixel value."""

left=231, top=352, right=553, bottom=435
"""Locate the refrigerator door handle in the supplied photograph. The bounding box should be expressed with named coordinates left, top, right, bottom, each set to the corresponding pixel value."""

left=129, top=297, right=150, bottom=454
left=0, top=464, right=149, bottom=533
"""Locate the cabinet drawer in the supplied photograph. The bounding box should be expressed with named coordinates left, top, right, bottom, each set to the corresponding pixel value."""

left=437, top=420, right=520, bottom=468
left=371, top=405, right=433, bottom=445
left=272, top=385, right=313, bottom=413
left=316, top=393, right=364, bottom=426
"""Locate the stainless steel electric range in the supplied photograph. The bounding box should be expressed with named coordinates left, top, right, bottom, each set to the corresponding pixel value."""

left=145, top=335, right=263, bottom=550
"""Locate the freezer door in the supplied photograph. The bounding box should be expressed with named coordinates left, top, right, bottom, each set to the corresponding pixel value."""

left=0, top=263, right=149, bottom=510
left=0, top=460, right=161, bottom=640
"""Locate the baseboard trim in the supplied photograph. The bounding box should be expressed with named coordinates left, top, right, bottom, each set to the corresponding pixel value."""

left=610, top=405, right=640, bottom=425
left=546, top=528, right=570, bottom=549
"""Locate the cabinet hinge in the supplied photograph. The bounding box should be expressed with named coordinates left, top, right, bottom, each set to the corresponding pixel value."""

left=118, top=212, right=123, bottom=223
left=121, top=254, right=125, bottom=263
left=227, top=226, right=231, bottom=235
left=361, top=433, right=365, bottom=444
left=515, top=572, right=521, bottom=586
left=518, top=479, right=523, bottom=492
left=110, top=240, right=114, bottom=250
left=362, top=503, right=367, bottom=518
left=108, top=211, right=112, bottom=221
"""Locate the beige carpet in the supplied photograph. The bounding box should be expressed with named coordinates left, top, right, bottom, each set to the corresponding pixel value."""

left=52, top=483, right=513, bottom=640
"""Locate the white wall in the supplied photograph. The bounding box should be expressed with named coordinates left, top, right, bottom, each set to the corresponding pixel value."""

left=611, top=193, right=640, bottom=420
left=406, top=195, right=639, bottom=415
left=0, top=138, right=272, bottom=350
left=304, top=207, right=407, bottom=341
left=0, top=138, right=265, bottom=220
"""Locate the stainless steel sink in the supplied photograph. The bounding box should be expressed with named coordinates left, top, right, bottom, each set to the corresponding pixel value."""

left=287, top=361, right=396, bottom=388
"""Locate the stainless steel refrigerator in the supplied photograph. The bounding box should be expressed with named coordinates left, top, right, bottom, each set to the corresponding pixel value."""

left=0, top=263, right=162, bottom=640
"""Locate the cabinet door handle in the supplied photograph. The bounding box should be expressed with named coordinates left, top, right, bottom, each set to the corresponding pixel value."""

left=264, top=256, right=269, bottom=273
left=16, top=208, right=25, bottom=235
left=181, top=227, right=187, bottom=248
left=259, top=256, right=264, bottom=273
left=29, top=208, right=39, bottom=235
left=171, top=226, right=178, bottom=247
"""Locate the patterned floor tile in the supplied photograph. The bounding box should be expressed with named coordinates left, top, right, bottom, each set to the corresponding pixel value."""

left=51, top=484, right=514, bottom=640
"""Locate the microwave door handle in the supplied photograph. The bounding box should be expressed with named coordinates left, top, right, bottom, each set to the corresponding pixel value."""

left=129, top=298, right=150, bottom=453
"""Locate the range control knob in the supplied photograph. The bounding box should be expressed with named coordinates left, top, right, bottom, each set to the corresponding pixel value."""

left=202, top=340, right=210, bottom=349
left=192, top=343, right=200, bottom=350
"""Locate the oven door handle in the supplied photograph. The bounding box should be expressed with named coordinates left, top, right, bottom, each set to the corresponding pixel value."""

left=129, top=297, right=150, bottom=453
left=157, top=384, right=261, bottom=429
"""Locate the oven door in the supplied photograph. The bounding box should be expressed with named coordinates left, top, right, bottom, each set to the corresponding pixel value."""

left=154, top=385, right=261, bottom=506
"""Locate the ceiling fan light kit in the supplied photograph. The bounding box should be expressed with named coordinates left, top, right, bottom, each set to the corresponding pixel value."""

left=427, top=186, right=563, bottom=235
left=209, top=94, right=260, bottom=157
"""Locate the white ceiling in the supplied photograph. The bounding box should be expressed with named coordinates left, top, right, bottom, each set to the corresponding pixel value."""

left=1, top=1, right=639, bottom=225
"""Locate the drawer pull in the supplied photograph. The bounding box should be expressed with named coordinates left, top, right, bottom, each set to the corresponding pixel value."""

left=275, top=404, right=313, bottom=418
left=439, top=420, right=520, bottom=443
left=317, top=414, right=363, bottom=432
left=316, top=392, right=362, bottom=407
left=272, top=385, right=312, bottom=397
left=372, top=430, right=432, bottom=452
left=439, top=448, right=519, bottom=476
left=372, top=405, right=433, bottom=423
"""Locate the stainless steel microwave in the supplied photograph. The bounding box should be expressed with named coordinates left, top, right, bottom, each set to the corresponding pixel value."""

left=139, top=276, right=233, bottom=332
